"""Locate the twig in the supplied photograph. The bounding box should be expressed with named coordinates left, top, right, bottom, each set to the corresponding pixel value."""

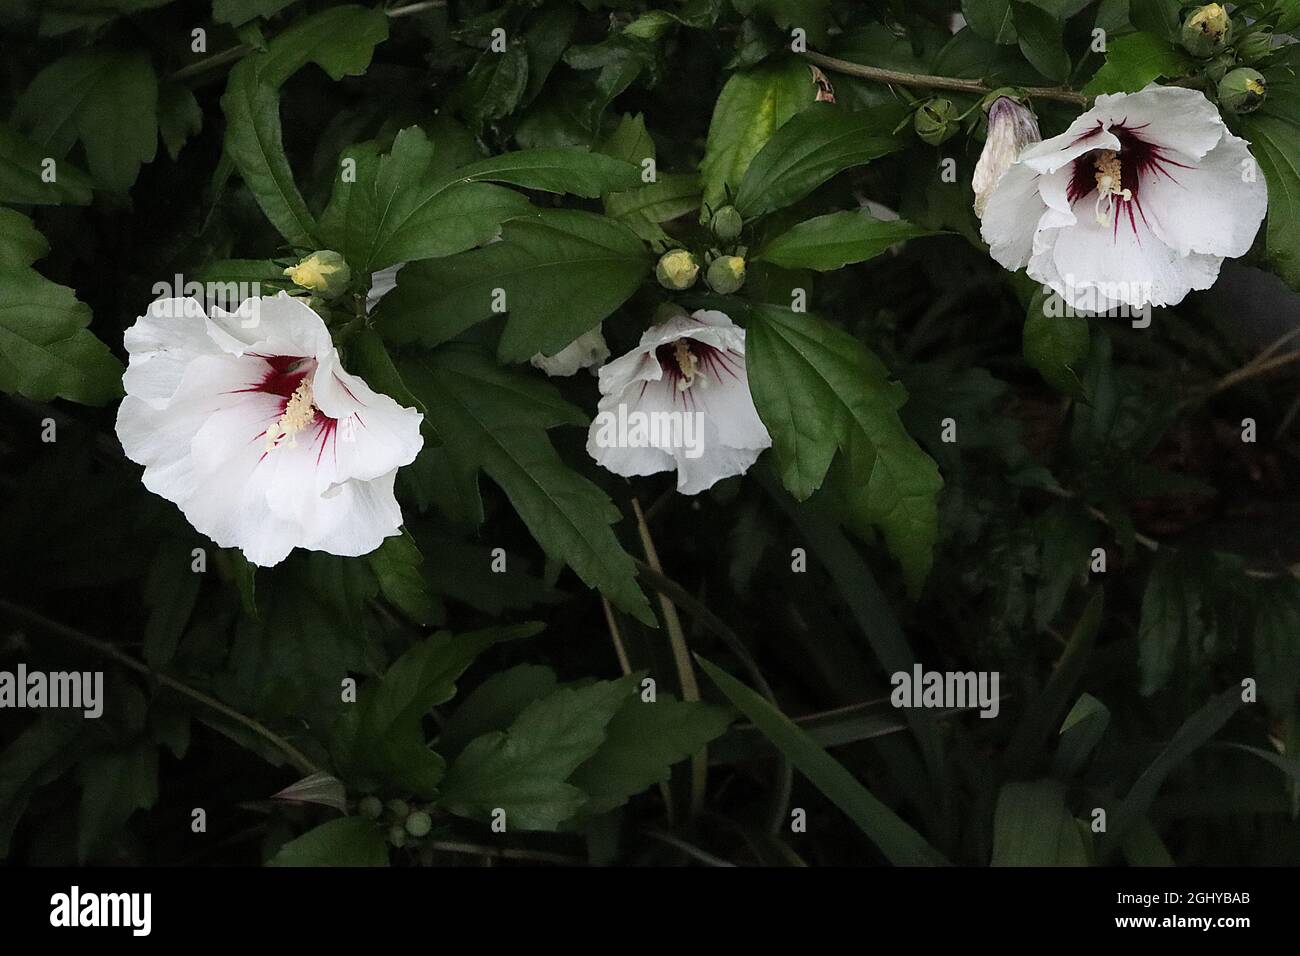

left=427, top=840, right=585, bottom=865
left=0, top=599, right=323, bottom=776
left=640, top=827, right=737, bottom=867
left=801, top=50, right=1091, bottom=106
left=632, top=499, right=706, bottom=820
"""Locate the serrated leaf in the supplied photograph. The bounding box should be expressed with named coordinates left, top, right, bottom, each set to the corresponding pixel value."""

left=331, top=623, right=541, bottom=797
left=962, top=0, right=1019, bottom=44
left=735, top=103, right=905, bottom=218
left=268, top=817, right=388, bottom=867
left=77, top=745, right=158, bottom=862
left=1241, top=48, right=1300, bottom=289
left=15, top=50, right=158, bottom=193
left=1082, top=32, right=1192, bottom=95
left=401, top=347, right=654, bottom=624
left=0, top=121, right=93, bottom=205
left=380, top=209, right=649, bottom=362
left=756, top=211, right=935, bottom=270
left=570, top=693, right=733, bottom=815
left=1011, top=1, right=1071, bottom=82
left=451, top=148, right=642, bottom=197
left=366, top=531, right=443, bottom=627
left=1024, top=289, right=1089, bottom=398
left=157, top=81, right=202, bottom=161
left=0, top=266, right=123, bottom=405
left=438, top=664, right=560, bottom=760
left=213, top=0, right=299, bottom=27
left=744, top=305, right=942, bottom=593
left=0, top=209, right=49, bottom=269
left=439, top=676, right=638, bottom=830
left=699, top=58, right=815, bottom=215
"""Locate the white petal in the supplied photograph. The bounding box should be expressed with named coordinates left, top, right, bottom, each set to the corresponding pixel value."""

left=122, top=298, right=226, bottom=409
left=530, top=327, right=610, bottom=377
left=1089, top=85, right=1227, bottom=161
left=208, top=292, right=333, bottom=359
left=310, top=351, right=425, bottom=485
left=1141, top=133, right=1268, bottom=259
left=367, top=264, right=405, bottom=314
left=980, top=162, right=1045, bottom=271
left=306, top=470, right=406, bottom=557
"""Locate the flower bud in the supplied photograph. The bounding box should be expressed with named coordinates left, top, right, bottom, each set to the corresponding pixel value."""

left=705, top=255, right=746, bottom=295
left=385, top=798, right=409, bottom=819
left=358, top=795, right=383, bottom=820
left=1236, top=29, right=1274, bottom=65
left=710, top=205, right=744, bottom=243
left=972, top=96, right=1041, bottom=218
left=404, top=810, right=433, bottom=837
left=1181, top=4, right=1231, bottom=58
left=1205, top=52, right=1236, bottom=84
left=387, top=824, right=408, bottom=848
left=914, top=98, right=960, bottom=146
left=283, top=250, right=351, bottom=299
left=1218, top=67, right=1267, bottom=114
left=655, top=249, right=700, bottom=290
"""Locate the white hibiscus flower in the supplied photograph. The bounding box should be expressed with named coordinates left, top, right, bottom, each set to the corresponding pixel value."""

left=586, top=310, right=770, bottom=494
left=116, top=292, right=424, bottom=567
left=980, top=85, right=1267, bottom=313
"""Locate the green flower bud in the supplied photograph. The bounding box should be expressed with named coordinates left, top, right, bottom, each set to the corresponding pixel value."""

left=385, top=798, right=409, bottom=819
left=1236, top=30, right=1274, bottom=65
left=358, top=795, right=383, bottom=820
left=705, top=255, right=746, bottom=295
left=1181, top=4, right=1231, bottom=58
left=1218, top=67, right=1267, bottom=114
left=914, top=98, right=960, bottom=146
left=655, top=249, right=700, bottom=291
left=283, top=250, right=351, bottom=299
left=404, top=810, right=433, bottom=837
left=387, top=824, right=408, bottom=848
left=1205, top=52, right=1237, bottom=84
left=710, top=205, right=744, bottom=242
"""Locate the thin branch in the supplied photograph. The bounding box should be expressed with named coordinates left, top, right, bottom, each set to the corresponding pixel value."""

left=0, top=599, right=323, bottom=776
left=427, top=840, right=585, bottom=866
left=801, top=50, right=1091, bottom=106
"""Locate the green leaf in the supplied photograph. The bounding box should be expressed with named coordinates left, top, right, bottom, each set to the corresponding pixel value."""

left=366, top=531, right=443, bottom=627
left=1137, top=553, right=1206, bottom=696
left=0, top=122, right=93, bottom=205
left=1023, top=289, right=1090, bottom=398
left=1083, top=32, right=1192, bottom=95
left=380, top=209, right=649, bottom=362
left=962, top=0, right=1019, bottom=44
left=157, top=81, right=202, bottom=161
left=734, top=103, right=904, bottom=218
left=15, top=50, right=158, bottom=193
left=462, top=43, right=530, bottom=130
left=1127, top=0, right=1181, bottom=42
left=143, top=540, right=202, bottom=668
left=213, top=0, right=299, bottom=27
left=0, top=714, right=86, bottom=857
left=1054, top=692, right=1112, bottom=778
left=77, top=744, right=158, bottom=862
left=0, top=209, right=49, bottom=269
left=570, top=693, right=734, bottom=816
left=220, top=5, right=389, bottom=245
left=440, top=676, right=639, bottom=830
left=220, top=63, right=318, bottom=248
left=1100, top=686, right=1244, bottom=857
left=401, top=347, right=654, bottom=624
left=0, top=266, right=123, bottom=405
left=268, top=817, right=388, bottom=867
left=991, top=780, right=1089, bottom=865
left=1011, top=2, right=1071, bottom=82
left=744, top=306, right=943, bottom=593
left=318, top=128, right=531, bottom=273
left=331, top=623, right=541, bottom=797
left=452, top=148, right=642, bottom=197
left=605, top=173, right=702, bottom=243
left=699, top=58, right=815, bottom=215
left=1241, top=48, right=1300, bottom=289
left=697, top=656, right=949, bottom=865
left=438, top=664, right=560, bottom=760
left=756, top=211, right=935, bottom=270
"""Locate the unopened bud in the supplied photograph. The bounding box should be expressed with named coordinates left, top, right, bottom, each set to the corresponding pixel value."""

left=358, top=795, right=383, bottom=820
left=972, top=96, right=1041, bottom=218
left=404, top=811, right=433, bottom=837
left=283, top=250, right=351, bottom=298
left=705, top=255, right=746, bottom=295
left=914, top=98, right=960, bottom=146
left=710, top=205, right=744, bottom=243
left=1218, top=67, right=1266, bottom=114
left=656, top=249, right=700, bottom=291
left=1181, top=4, right=1231, bottom=58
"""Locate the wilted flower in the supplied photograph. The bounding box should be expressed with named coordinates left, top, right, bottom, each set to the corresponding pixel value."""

left=529, top=327, right=610, bottom=377
left=116, top=293, right=423, bottom=566
left=972, top=96, right=1041, bottom=217
left=1218, top=68, right=1267, bottom=114
left=586, top=309, right=770, bottom=494
left=284, top=250, right=351, bottom=299
left=980, top=85, right=1267, bottom=313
